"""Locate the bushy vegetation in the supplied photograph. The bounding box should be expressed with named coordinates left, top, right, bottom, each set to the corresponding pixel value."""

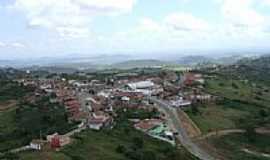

left=0, top=95, right=76, bottom=152
left=18, top=108, right=197, bottom=160
left=0, top=80, right=34, bottom=102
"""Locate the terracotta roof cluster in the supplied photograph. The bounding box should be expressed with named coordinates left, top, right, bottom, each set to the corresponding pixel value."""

left=64, top=98, right=80, bottom=117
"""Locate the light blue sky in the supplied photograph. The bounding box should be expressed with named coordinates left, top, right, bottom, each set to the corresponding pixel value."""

left=0, top=0, right=270, bottom=59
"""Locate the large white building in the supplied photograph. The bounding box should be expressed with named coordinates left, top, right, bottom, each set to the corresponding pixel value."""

left=126, top=81, right=155, bottom=95
left=127, top=81, right=155, bottom=90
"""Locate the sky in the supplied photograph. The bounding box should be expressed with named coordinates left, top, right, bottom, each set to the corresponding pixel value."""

left=1, top=0, right=270, bottom=59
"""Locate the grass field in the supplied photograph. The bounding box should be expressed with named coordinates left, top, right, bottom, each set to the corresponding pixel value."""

left=209, top=133, right=270, bottom=160
left=185, top=74, right=270, bottom=134
left=205, top=76, right=270, bottom=107
left=185, top=104, right=248, bottom=134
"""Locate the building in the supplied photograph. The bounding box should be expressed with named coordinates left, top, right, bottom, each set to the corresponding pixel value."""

left=170, top=97, right=192, bottom=107
left=183, top=73, right=205, bottom=86
left=126, top=81, right=155, bottom=95
left=29, top=140, right=45, bottom=150
left=87, top=111, right=113, bottom=130
left=127, top=81, right=155, bottom=90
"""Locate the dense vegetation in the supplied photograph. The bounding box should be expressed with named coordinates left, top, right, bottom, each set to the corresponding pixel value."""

left=0, top=80, right=34, bottom=101
left=0, top=96, right=75, bottom=152
left=18, top=108, right=197, bottom=160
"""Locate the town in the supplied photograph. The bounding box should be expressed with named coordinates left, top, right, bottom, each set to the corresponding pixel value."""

left=1, top=55, right=270, bottom=160
left=1, top=67, right=215, bottom=159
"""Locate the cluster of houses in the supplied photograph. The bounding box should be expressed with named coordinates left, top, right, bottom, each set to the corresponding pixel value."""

left=14, top=70, right=216, bottom=151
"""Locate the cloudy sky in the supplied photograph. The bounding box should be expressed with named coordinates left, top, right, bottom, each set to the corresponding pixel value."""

left=0, top=0, right=270, bottom=59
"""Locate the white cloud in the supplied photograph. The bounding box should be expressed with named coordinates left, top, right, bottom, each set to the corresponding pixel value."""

left=11, top=0, right=136, bottom=38
left=262, top=0, right=270, bottom=6
left=220, top=0, right=265, bottom=28
left=138, top=18, right=163, bottom=32
left=0, top=42, right=26, bottom=49
left=10, top=42, right=26, bottom=48
left=0, top=42, right=6, bottom=47
left=164, top=13, right=210, bottom=32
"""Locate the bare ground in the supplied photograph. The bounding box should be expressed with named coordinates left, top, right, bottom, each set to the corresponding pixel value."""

left=177, top=109, right=202, bottom=138
left=0, top=100, right=17, bottom=112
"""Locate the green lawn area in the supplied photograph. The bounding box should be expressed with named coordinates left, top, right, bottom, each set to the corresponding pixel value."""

left=18, top=109, right=198, bottom=160
left=205, top=77, right=253, bottom=100
left=209, top=133, right=270, bottom=160
left=205, top=76, right=270, bottom=108
left=185, top=104, right=248, bottom=134
left=185, top=75, right=270, bottom=134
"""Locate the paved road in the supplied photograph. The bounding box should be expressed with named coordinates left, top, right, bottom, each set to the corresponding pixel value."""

left=149, top=97, right=215, bottom=160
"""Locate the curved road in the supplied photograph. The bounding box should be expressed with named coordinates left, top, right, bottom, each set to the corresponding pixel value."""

left=149, top=97, right=215, bottom=160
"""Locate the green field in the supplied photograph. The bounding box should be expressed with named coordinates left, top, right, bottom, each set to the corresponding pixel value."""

left=209, top=133, right=270, bottom=160
left=185, top=74, right=270, bottom=134
left=185, top=104, right=248, bottom=134
left=205, top=76, right=270, bottom=107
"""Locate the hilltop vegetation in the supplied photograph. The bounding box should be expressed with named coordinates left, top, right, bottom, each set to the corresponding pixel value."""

left=221, top=55, right=270, bottom=85
left=0, top=80, right=75, bottom=152
left=186, top=55, right=270, bottom=160
left=109, top=59, right=177, bottom=69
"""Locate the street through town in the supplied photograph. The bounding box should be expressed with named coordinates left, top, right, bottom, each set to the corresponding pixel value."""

left=149, top=97, right=215, bottom=160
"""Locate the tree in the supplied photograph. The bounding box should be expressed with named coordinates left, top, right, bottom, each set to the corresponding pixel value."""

left=142, top=151, right=157, bottom=160
left=116, top=144, right=126, bottom=153
left=191, top=104, right=199, bottom=115
left=132, top=137, right=144, bottom=149
left=245, top=126, right=256, bottom=142
left=232, top=82, right=239, bottom=89
left=259, top=109, right=268, bottom=118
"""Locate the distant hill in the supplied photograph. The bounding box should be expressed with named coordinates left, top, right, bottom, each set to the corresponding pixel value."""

left=177, top=55, right=248, bottom=66
left=177, top=56, right=213, bottom=66
left=109, top=59, right=176, bottom=69
left=221, top=55, right=270, bottom=85
left=22, top=66, right=78, bottom=74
